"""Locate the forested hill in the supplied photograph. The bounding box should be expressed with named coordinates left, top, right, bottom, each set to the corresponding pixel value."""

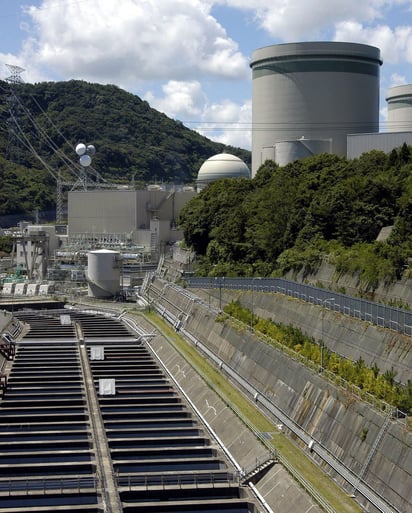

left=179, top=150, right=412, bottom=289
left=0, top=79, right=250, bottom=216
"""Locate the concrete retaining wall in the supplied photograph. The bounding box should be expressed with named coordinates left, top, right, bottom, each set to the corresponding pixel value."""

left=197, top=288, right=412, bottom=386
left=152, top=279, right=411, bottom=513
left=285, top=261, right=412, bottom=308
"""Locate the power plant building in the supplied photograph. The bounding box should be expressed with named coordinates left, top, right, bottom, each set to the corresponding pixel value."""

left=67, top=187, right=196, bottom=255
left=250, top=42, right=383, bottom=174
left=386, top=84, right=412, bottom=132
left=196, top=153, right=250, bottom=191
left=348, top=84, right=412, bottom=159
left=347, top=130, right=412, bottom=159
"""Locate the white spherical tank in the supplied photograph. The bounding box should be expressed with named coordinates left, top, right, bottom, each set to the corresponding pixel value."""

left=87, top=249, right=121, bottom=298
left=250, top=42, right=382, bottom=175
left=386, top=84, right=412, bottom=132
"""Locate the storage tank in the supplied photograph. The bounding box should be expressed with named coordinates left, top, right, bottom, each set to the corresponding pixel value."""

left=250, top=42, right=382, bottom=174
left=386, top=84, right=412, bottom=132
left=274, top=138, right=332, bottom=167
left=87, top=249, right=121, bottom=298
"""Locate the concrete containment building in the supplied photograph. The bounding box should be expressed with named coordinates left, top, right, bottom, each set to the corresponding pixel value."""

left=386, top=84, right=412, bottom=132
left=250, top=42, right=382, bottom=174
left=196, top=153, right=250, bottom=191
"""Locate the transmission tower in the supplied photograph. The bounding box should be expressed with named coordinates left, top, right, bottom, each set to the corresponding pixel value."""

left=4, top=64, right=25, bottom=162
left=4, top=69, right=111, bottom=224
left=5, top=64, right=25, bottom=84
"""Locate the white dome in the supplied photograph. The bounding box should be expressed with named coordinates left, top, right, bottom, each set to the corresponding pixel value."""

left=197, top=153, right=250, bottom=185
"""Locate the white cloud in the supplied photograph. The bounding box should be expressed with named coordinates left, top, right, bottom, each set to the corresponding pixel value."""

left=334, top=21, right=412, bottom=64
left=389, top=72, right=408, bottom=87
left=197, top=99, right=252, bottom=149
left=216, top=0, right=392, bottom=40
left=144, top=81, right=206, bottom=119
left=23, top=0, right=249, bottom=88
left=6, top=0, right=411, bottom=150
left=145, top=80, right=252, bottom=149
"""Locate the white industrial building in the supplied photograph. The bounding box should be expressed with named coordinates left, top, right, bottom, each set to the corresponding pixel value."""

left=347, top=131, right=412, bottom=159
left=67, top=154, right=252, bottom=251
left=67, top=187, right=196, bottom=258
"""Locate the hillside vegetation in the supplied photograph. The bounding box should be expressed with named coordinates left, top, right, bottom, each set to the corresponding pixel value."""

left=179, top=148, right=412, bottom=291
left=0, top=79, right=249, bottom=216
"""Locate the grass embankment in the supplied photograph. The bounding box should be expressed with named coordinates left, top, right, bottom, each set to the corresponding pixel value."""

left=143, top=310, right=362, bottom=513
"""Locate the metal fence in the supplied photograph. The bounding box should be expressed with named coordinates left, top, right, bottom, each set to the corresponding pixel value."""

left=186, top=276, right=412, bottom=337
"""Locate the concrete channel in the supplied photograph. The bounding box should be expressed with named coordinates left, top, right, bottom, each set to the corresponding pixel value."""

left=0, top=306, right=261, bottom=513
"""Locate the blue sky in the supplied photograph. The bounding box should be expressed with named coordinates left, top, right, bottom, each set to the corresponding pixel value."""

left=1, top=0, right=412, bottom=150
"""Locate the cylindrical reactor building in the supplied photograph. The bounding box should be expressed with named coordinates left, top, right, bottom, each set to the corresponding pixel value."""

left=250, top=42, right=382, bottom=175
left=386, top=84, right=412, bottom=132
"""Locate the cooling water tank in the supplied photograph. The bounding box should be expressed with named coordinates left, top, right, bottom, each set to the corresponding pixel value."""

left=250, top=41, right=382, bottom=174
left=87, top=249, right=121, bottom=298
left=274, top=139, right=332, bottom=167
left=386, top=84, right=412, bottom=132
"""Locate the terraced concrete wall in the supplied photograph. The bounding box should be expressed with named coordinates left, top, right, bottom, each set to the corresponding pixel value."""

left=155, top=280, right=411, bottom=513
left=285, top=261, right=412, bottom=309
left=198, top=288, right=412, bottom=385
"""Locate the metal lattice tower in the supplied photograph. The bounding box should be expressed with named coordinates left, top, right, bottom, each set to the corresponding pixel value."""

left=5, top=65, right=25, bottom=162
left=4, top=64, right=25, bottom=84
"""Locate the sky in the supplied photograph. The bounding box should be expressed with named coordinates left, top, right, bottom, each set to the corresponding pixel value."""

left=1, top=0, right=412, bottom=151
